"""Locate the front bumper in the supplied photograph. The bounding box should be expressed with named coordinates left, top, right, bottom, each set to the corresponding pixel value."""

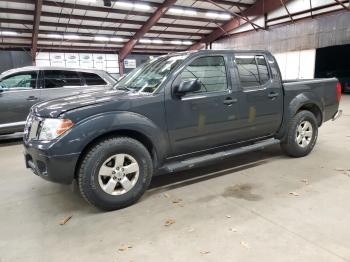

left=24, top=143, right=80, bottom=185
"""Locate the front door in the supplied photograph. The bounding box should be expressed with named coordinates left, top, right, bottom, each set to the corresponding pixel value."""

left=165, top=55, right=240, bottom=156
left=0, top=70, right=40, bottom=133
left=234, top=54, right=283, bottom=140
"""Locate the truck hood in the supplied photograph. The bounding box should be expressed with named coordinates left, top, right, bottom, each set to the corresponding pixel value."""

left=33, top=89, right=130, bottom=118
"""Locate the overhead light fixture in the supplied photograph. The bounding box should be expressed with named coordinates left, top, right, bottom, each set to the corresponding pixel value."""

left=217, top=13, right=231, bottom=20
left=116, top=1, right=134, bottom=8
left=0, top=31, right=18, bottom=36
left=168, top=8, right=183, bottom=14
left=116, top=1, right=150, bottom=10
left=134, top=3, right=151, bottom=10
left=64, top=34, right=80, bottom=40
left=94, top=36, right=109, bottom=41
left=206, top=12, right=219, bottom=18
left=182, top=40, right=193, bottom=45
left=110, top=37, right=124, bottom=42
left=170, top=40, right=182, bottom=45
left=152, top=39, right=163, bottom=44
left=139, top=38, right=152, bottom=44
left=46, top=34, right=62, bottom=38
left=184, top=9, right=197, bottom=16
left=168, top=8, right=197, bottom=16
left=206, top=12, right=231, bottom=20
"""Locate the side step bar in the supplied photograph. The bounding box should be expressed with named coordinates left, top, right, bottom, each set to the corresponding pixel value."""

left=161, top=138, right=280, bottom=173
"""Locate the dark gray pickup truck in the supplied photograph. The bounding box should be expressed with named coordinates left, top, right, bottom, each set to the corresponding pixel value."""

left=24, top=50, right=341, bottom=210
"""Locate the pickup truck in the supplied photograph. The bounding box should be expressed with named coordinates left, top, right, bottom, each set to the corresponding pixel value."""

left=23, top=50, right=342, bottom=211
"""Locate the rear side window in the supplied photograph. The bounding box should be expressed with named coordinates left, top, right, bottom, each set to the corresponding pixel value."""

left=0, top=71, right=37, bottom=89
left=180, top=56, right=228, bottom=93
left=81, top=72, right=107, bottom=86
left=236, top=55, right=270, bottom=88
left=43, top=70, right=81, bottom=89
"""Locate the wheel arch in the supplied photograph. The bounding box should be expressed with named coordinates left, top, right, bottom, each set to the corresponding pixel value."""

left=74, top=129, right=158, bottom=179
left=277, top=92, right=324, bottom=140
left=296, top=103, right=323, bottom=126
left=288, top=92, right=324, bottom=126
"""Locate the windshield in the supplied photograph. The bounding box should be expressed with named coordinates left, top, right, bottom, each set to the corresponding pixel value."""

left=115, top=54, right=188, bottom=93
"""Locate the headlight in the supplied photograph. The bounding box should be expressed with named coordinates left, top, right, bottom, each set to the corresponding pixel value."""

left=38, top=118, right=74, bottom=141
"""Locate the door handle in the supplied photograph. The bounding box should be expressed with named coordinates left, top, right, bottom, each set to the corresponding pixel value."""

left=26, top=96, right=39, bottom=101
left=223, top=97, right=238, bottom=105
left=268, top=92, right=279, bottom=99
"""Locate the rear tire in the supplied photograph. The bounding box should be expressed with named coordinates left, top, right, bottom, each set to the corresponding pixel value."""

left=281, top=110, right=318, bottom=158
left=78, top=137, right=153, bottom=211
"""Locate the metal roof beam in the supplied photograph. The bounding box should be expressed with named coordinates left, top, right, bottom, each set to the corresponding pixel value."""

left=279, top=0, right=294, bottom=22
left=267, top=0, right=349, bottom=22
left=189, top=0, right=292, bottom=50
left=207, top=0, right=265, bottom=30
left=119, top=0, right=177, bottom=62
left=196, top=0, right=251, bottom=8
left=334, top=0, right=350, bottom=10
left=31, top=0, right=43, bottom=65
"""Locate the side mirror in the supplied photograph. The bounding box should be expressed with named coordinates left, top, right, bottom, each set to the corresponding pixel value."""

left=174, top=79, right=201, bottom=97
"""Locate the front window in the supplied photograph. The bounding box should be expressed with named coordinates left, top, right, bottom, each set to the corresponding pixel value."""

left=180, top=56, right=228, bottom=93
left=0, top=71, right=37, bottom=89
left=115, top=54, right=188, bottom=93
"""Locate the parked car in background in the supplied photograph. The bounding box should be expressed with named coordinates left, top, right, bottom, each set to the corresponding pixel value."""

left=24, top=50, right=341, bottom=210
left=0, top=67, right=116, bottom=135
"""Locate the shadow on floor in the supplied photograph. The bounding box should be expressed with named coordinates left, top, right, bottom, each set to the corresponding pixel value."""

left=146, top=145, right=284, bottom=197
left=0, top=133, right=23, bottom=147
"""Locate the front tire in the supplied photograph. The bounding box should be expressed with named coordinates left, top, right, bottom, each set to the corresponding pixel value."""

left=78, top=137, right=153, bottom=211
left=281, top=110, right=318, bottom=158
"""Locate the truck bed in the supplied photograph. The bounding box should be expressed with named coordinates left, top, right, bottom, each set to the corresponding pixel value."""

left=282, top=77, right=339, bottom=123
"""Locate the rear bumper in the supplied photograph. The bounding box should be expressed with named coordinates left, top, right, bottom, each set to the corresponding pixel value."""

left=24, top=144, right=79, bottom=184
left=332, top=109, right=342, bottom=121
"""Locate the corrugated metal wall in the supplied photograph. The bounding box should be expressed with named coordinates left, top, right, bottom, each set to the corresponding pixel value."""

left=0, top=51, right=32, bottom=74
left=212, top=12, right=350, bottom=53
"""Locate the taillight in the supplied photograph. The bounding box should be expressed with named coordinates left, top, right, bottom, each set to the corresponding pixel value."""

left=336, top=82, right=342, bottom=102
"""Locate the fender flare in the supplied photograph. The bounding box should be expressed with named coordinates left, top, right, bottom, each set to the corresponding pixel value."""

left=52, top=111, right=170, bottom=164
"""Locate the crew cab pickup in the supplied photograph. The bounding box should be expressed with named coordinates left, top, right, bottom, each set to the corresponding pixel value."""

left=23, top=50, right=342, bottom=210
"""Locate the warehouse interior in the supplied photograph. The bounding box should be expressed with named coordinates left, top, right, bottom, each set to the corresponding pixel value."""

left=1, top=0, right=350, bottom=261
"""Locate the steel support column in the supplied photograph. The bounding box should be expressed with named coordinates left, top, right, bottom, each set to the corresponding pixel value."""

left=118, top=0, right=176, bottom=76
left=31, top=0, right=43, bottom=65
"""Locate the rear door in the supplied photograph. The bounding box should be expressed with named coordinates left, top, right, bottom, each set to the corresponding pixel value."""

left=0, top=70, right=40, bottom=133
left=234, top=53, right=283, bottom=140
left=165, top=54, right=241, bottom=156
left=39, top=70, right=83, bottom=101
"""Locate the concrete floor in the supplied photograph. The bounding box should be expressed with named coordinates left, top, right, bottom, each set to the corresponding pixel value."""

left=1, top=96, right=350, bottom=262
